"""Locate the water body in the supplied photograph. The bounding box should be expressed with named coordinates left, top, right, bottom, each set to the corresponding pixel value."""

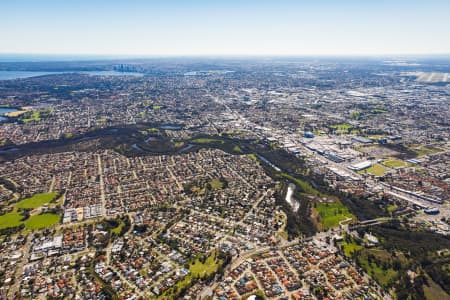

left=179, top=144, right=194, bottom=152
left=159, top=125, right=182, bottom=130
left=256, top=154, right=281, bottom=172
left=131, top=144, right=144, bottom=152
left=0, top=107, right=19, bottom=122
left=0, top=70, right=143, bottom=81
left=80, top=71, right=143, bottom=77
left=285, top=183, right=300, bottom=212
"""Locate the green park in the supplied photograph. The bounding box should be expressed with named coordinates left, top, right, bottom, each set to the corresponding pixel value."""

left=0, top=192, right=60, bottom=231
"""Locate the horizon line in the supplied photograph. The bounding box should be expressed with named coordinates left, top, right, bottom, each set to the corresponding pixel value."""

left=1, top=52, right=450, bottom=59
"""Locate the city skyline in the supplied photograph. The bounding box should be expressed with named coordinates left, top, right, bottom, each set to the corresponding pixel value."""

left=1, top=0, right=450, bottom=56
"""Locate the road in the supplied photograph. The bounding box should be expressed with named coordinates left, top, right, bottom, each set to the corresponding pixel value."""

left=97, top=153, right=107, bottom=216
left=8, top=235, right=31, bottom=299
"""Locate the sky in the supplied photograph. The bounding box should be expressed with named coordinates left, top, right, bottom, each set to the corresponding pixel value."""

left=1, top=0, right=450, bottom=56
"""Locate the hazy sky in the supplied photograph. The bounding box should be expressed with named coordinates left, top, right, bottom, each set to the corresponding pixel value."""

left=1, top=0, right=449, bottom=56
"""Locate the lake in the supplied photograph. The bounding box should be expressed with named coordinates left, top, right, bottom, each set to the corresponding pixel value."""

left=0, top=107, right=19, bottom=122
left=285, top=183, right=300, bottom=212
left=0, top=70, right=143, bottom=81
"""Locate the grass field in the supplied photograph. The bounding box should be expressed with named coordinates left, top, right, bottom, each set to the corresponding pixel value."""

left=16, top=192, right=58, bottom=209
left=160, top=250, right=220, bottom=299
left=111, top=219, right=125, bottom=235
left=280, top=173, right=321, bottom=196
left=24, top=213, right=60, bottom=230
left=233, top=145, right=243, bottom=153
left=423, top=274, right=450, bottom=300
left=0, top=211, right=23, bottom=229
left=0, top=192, right=60, bottom=231
left=247, top=153, right=258, bottom=162
left=360, top=259, right=398, bottom=287
left=412, top=145, right=442, bottom=157
left=315, top=202, right=353, bottom=229
left=330, top=123, right=353, bottom=134
left=387, top=205, right=397, bottom=212
left=382, top=159, right=407, bottom=168
left=20, top=109, right=52, bottom=123
left=209, top=178, right=224, bottom=190
left=190, top=250, right=220, bottom=276
left=276, top=212, right=288, bottom=240
left=339, top=237, right=400, bottom=288
left=330, top=123, right=352, bottom=130
left=372, top=109, right=388, bottom=114
left=361, top=248, right=404, bottom=287
left=358, top=164, right=388, bottom=176
left=338, top=238, right=363, bottom=257
left=174, top=141, right=185, bottom=148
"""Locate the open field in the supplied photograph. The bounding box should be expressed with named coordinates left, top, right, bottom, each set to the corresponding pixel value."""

left=20, top=109, right=52, bottom=123
left=174, top=141, right=185, bottom=148
left=160, top=250, right=221, bottom=299
left=233, top=145, right=243, bottom=153
left=111, top=219, right=125, bottom=235
left=358, top=145, right=399, bottom=158
left=24, top=213, right=60, bottom=230
left=358, top=164, right=388, bottom=176
left=423, top=274, right=450, bottom=300
left=382, top=159, right=407, bottom=169
left=338, top=239, right=363, bottom=257
left=192, top=138, right=225, bottom=144
left=189, top=250, right=220, bottom=276
left=16, top=192, right=58, bottom=209
left=209, top=178, right=224, bottom=190
left=358, top=248, right=401, bottom=287
left=0, top=192, right=60, bottom=230
left=330, top=123, right=352, bottom=130
left=329, top=123, right=353, bottom=134
left=411, top=145, right=443, bottom=157
left=280, top=173, right=321, bottom=196
left=0, top=211, right=23, bottom=229
left=314, top=202, right=352, bottom=230
left=338, top=236, right=410, bottom=288
left=5, top=110, right=28, bottom=117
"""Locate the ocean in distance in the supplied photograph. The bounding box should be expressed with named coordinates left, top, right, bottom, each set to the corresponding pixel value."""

left=0, top=70, right=143, bottom=81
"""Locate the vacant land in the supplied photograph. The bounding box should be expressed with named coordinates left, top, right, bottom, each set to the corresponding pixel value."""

left=358, top=145, right=399, bottom=158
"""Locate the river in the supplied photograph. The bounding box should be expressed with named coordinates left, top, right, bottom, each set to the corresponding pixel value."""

left=285, top=183, right=300, bottom=212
